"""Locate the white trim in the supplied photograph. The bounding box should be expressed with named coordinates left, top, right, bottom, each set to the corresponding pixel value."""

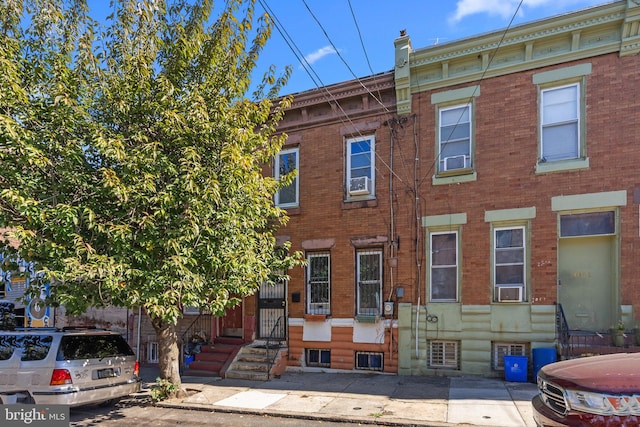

left=275, top=147, right=299, bottom=208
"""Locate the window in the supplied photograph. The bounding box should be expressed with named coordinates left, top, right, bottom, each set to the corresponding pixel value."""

left=541, top=84, right=580, bottom=162
left=346, top=136, right=375, bottom=198
left=307, top=253, right=330, bottom=315
left=560, top=211, right=615, bottom=237
left=356, top=249, right=382, bottom=316
left=439, top=104, right=471, bottom=173
left=148, top=341, right=159, bottom=363
left=494, top=227, right=525, bottom=302
left=429, top=341, right=459, bottom=369
left=355, top=351, right=383, bottom=371
left=275, top=147, right=299, bottom=207
left=430, top=232, right=458, bottom=302
left=306, top=348, right=330, bottom=367
left=493, top=343, right=526, bottom=370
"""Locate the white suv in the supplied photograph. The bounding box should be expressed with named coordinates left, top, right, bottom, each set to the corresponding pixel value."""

left=0, top=327, right=141, bottom=406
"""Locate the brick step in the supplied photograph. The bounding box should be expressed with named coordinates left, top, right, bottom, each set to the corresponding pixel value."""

left=200, top=343, right=238, bottom=354
left=187, top=360, right=224, bottom=373
left=214, top=337, right=245, bottom=346
left=183, top=368, right=221, bottom=378
left=195, top=352, right=230, bottom=363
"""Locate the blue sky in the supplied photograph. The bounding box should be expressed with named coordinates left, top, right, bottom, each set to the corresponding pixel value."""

left=87, top=0, right=612, bottom=96
left=253, top=0, right=611, bottom=95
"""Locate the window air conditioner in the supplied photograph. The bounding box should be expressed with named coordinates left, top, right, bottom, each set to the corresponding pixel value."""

left=498, top=286, right=523, bottom=302
left=443, top=155, right=467, bottom=171
left=349, top=177, right=371, bottom=195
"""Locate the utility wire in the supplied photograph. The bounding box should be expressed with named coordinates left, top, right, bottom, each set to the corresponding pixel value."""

left=419, top=0, right=525, bottom=186
left=302, top=0, right=392, bottom=116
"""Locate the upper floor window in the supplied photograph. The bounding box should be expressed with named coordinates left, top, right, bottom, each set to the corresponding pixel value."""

left=494, top=227, right=526, bottom=303
left=533, top=63, right=591, bottom=174
left=275, top=147, right=299, bottom=208
left=356, top=249, right=382, bottom=316
left=430, top=231, right=458, bottom=302
left=307, top=253, right=330, bottom=315
left=540, top=84, right=580, bottom=162
left=346, top=136, right=375, bottom=198
left=439, top=104, right=472, bottom=173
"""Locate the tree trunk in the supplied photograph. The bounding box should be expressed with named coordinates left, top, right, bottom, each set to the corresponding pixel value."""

left=151, top=316, right=183, bottom=393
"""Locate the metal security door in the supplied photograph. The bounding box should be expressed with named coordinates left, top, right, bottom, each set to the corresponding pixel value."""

left=258, top=280, right=286, bottom=339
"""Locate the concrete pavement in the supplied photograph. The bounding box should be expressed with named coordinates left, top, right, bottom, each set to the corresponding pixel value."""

left=140, top=366, right=539, bottom=426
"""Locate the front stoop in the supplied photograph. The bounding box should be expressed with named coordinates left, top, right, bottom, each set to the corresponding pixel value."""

left=183, top=337, right=243, bottom=377
left=224, top=345, right=282, bottom=381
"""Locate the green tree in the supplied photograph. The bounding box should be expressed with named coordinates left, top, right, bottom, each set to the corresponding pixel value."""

left=0, top=0, right=300, bottom=394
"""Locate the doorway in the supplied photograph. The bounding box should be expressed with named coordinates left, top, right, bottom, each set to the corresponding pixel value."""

left=258, top=280, right=286, bottom=339
left=221, top=302, right=243, bottom=337
left=558, top=234, right=615, bottom=332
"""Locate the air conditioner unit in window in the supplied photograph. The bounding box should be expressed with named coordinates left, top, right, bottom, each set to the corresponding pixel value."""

left=443, top=155, right=467, bottom=171
left=349, top=177, right=371, bottom=195
left=498, top=286, right=523, bottom=302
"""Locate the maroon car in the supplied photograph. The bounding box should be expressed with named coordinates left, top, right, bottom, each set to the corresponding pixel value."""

left=532, top=353, right=640, bottom=426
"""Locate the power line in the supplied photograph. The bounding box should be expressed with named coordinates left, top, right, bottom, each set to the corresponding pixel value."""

left=418, top=0, right=526, bottom=186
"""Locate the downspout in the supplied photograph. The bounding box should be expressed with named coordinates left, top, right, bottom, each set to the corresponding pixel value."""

left=413, top=114, right=421, bottom=358
left=388, top=119, right=396, bottom=359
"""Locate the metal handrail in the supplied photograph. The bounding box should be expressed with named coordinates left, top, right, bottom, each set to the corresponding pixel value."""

left=180, top=313, right=212, bottom=361
left=265, top=316, right=283, bottom=380
left=556, top=304, right=571, bottom=359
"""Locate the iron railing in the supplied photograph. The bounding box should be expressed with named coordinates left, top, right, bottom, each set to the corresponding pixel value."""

left=266, top=315, right=283, bottom=380
left=556, top=304, right=571, bottom=359
left=180, top=313, right=212, bottom=361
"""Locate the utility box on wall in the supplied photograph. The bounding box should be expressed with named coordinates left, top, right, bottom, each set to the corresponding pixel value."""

left=383, top=301, right=394, bottom=317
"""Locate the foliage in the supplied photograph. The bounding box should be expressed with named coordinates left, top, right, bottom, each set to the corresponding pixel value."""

left=150, top=377, right=179, bottom=402
left=0, top=0, right=302, bottom=386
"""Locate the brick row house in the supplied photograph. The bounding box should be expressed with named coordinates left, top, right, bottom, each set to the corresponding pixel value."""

left=6, top=1, right=640, bottom=378
left=268, top=0, right=640, bottom=377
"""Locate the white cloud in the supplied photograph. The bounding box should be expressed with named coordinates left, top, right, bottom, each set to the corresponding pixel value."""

left=449, top=0, right=600, bottom=24
left=303, top=46, right=337, bottom=65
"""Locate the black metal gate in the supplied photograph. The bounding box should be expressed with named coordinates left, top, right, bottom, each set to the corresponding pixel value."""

left=258, top=280, right=286, bottom=339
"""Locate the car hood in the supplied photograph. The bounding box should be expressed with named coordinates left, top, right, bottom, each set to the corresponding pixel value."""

left=540, top=353, right=640, bottom=394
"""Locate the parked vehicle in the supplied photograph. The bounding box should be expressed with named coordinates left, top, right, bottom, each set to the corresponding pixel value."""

left=532, top=352, right=640, bottom=426
left=0, top=327, right=141, bottom=406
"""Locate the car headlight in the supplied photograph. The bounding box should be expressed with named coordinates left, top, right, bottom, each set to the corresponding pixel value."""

left=565, top=390, right=640, bottom=416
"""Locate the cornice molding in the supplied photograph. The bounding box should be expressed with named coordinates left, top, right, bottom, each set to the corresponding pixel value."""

left=395, top=1, right=635, bottom=113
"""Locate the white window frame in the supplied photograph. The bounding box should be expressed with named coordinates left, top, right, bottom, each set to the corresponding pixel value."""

left=306, top=253, right=330, bottom=315
left=429, top=341, right=459, bottom=369
left=356, top=249, right=382, bottom=316
left=438, top=103, right=472, bottom=174
left=493, top=343, right=526, bottom=370
left=430, top=231, right=459, bottom=302
left=275, top=147, right=299, bottom=208
left=493, top=226, right=526, bottom=303
left=346, top=135, right=375, bottom=198
left=148, top=341, right=159, bottom=363
left=540, top=83, right=580, bottom=163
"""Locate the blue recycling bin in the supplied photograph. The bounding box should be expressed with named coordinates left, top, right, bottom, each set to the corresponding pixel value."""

left=533, top=348, right=557, bottom=381
left=504, top=355, right=528, bottom=382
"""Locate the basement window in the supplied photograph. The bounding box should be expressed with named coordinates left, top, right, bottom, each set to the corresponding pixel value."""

left=355, top=351, right=383, bottom=371
left=306, top=348, right=330, bottom=367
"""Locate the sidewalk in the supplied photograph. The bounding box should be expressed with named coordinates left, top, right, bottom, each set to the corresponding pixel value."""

left=140, top=366, right=539, bottom=427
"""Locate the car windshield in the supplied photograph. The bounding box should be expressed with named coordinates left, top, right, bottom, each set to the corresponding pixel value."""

left=58, top=335, right=134, bottom=360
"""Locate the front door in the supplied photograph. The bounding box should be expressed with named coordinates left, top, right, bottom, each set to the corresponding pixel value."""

left=558, top=235, right=614, bottom=332
left=221, top=302, right=243, bottom=337
left=258, top=280, right=286, bottom=339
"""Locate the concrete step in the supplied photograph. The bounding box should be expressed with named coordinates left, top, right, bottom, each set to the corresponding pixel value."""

left=224, top=369, right=269, bottom=381
left=229, top=360, right=269, bottom=373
